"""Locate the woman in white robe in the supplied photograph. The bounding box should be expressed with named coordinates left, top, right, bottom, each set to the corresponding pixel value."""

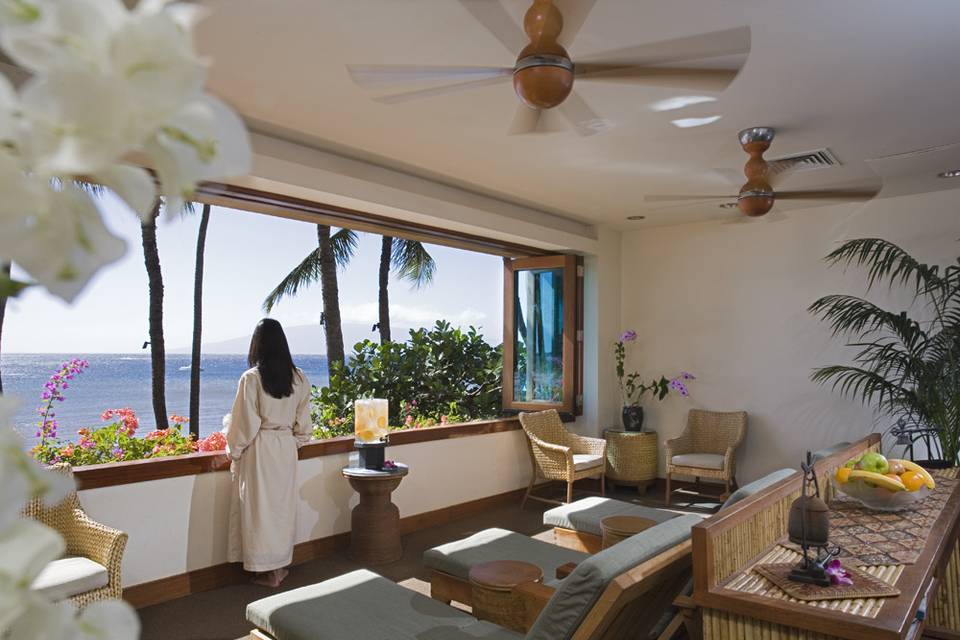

left=225, top=319, right=312, bottom=587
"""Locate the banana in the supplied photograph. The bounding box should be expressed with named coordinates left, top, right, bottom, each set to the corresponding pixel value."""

left=848, top=469, right=907, bottom=492
left=890, top=459, right=936, bottom=489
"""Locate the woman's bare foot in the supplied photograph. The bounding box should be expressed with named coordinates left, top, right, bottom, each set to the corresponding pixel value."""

left=252, top=568, right=289, bottom=588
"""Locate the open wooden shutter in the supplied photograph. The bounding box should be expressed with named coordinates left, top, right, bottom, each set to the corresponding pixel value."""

left=502, top=255, right=581, bottom=416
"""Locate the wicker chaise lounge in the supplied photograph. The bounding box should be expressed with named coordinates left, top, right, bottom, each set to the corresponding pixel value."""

left=246, top=514, right=701, bottom=640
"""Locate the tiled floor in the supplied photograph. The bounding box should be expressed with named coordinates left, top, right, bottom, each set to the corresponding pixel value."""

left=137, top=483, right=718, bottom=640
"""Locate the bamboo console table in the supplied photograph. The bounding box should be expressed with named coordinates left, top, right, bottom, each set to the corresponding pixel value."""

left=691, top=436, right=960, bottom=640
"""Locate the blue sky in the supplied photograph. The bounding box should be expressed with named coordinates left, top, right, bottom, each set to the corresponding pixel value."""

left=5, top=193, right=503, bottom=353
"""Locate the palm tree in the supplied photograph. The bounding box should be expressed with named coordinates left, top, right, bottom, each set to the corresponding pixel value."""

left=264, top=225, right=357, bottom=373
left=0, top=262, right=10, bottom=394
left=141, top=201, right=169, bottom=430
left=810, top=237, right=960, bottom=464
left=188, top=203, right=211, bottom=439
left=377, top=237, right=436, bottom=343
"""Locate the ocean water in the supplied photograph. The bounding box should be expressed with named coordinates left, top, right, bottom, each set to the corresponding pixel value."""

left=2, top=353, right=329, bottom=448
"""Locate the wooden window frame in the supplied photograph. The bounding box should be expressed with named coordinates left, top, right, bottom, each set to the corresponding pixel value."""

left=502, top=254, right=581, bottom=416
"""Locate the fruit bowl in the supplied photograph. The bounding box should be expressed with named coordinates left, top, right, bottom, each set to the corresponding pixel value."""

left=835, top=478, right=930, bottom=511
left=833, top=453, right=935, bottom=511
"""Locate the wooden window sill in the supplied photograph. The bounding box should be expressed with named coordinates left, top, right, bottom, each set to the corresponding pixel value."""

left=73, top=417, right=521, bottom=490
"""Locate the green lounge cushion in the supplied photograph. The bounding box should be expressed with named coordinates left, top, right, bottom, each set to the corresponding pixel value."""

left=247, top=569, right=521, bottom=640
left=719, top=468, right=796, bottom=511
left=423, top=527, right=588, bottom=582
left=527, top=514, right=702, bottom=640
left=543, top=496, right=682, bottom=537
left=811, top=442, right=852, bottom=463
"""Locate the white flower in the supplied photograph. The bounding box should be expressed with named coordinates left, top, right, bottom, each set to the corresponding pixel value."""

left=76, top=600, right=140, bottom=639
left=91, top=165, right=157, bottom=222
left=0, top=519, right=64, bottom=629
left=0, top=180, right=126, bottom=302
left=146, top=95, right=251, bottom=215
left=0, top=0, right=126, bottom=73
left=20, top=71, right=141, bottom=175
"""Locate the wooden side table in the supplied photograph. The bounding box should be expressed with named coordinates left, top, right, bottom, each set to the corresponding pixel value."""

left=469, top=560, right=544, bottom=632
left=342, top=464, right=409, bottom=565
left=600, top=515, right=655, bottom=549
left=604, top=429, right=658, bottom=494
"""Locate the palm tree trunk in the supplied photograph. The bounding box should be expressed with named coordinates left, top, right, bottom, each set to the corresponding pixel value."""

left=189, top=204, right=210, bottom=439
left=141, top=203, right=169, bottom=430
left=378, top=236, right=392, bottom=343
left=0, top=262, right=10, bottom=394
left=317, top=224, right=345, bottom=371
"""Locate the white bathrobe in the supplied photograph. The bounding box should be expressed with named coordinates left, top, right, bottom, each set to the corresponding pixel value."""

left=225, top=367, right=312, bottom=572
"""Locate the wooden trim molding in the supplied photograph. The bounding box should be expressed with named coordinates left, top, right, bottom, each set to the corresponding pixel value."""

left=73, top=418, right=521, bottom=491
left=194, top=182, right=548, bottom=259
left=122, top=482, right=536, bottom=609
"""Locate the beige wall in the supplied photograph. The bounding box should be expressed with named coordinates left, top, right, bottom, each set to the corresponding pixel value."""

left=619, top=190, right=960, bottom=482
left=78, top=430, right=531, bottom=587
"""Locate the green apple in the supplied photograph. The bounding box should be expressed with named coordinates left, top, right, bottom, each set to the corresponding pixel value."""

left=858, top=452, right=889, bottom=474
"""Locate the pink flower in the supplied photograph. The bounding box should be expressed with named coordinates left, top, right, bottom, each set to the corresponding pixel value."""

left=404, top=415, right=414, bottom=426
left=145, top=429, right=167, bottom=441
left=101, top=410, right=113, bottom=421
left=169, top=414, right=188, bottom=425
left=825, top=560, right=853, bottom=586
left=440, top=415, right=448, bottom=424
left=60, top=444, right=74, bottom=457
left=197, top=432, right=227, bottom=452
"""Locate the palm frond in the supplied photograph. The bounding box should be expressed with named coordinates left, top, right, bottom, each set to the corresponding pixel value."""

left=808, top=294, right=928, bottom=352
left=391, top=238, right=436, bottom=288
left=811, top=364, right=917, bottom=413
left=262, top=248, right=323, bottom=312
left=330, top=228, right=359, bottom=269
left=825, top=238, right=944, bottom=294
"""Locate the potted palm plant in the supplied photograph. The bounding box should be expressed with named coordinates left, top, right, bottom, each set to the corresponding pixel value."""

left=615, top=330, right=695, bottom=431
left=809, top=238, right=960, bottom=466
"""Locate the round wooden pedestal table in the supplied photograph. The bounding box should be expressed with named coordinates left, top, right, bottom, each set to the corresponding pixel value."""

left=604, top=429, right=658, bottom=494
left=600, top=515, right=655, bottom=549
left=468, top=560, right=544, bottom=632
left=341, top=464, right=409, bottom=565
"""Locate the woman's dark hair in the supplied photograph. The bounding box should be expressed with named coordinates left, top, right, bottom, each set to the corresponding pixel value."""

left=248, top=318, right=298, bottom=399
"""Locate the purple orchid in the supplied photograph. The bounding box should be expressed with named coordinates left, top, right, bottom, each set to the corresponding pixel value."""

left=825, top=559, right=853, bottom=586
left=619, top=329, right=637, bottom=343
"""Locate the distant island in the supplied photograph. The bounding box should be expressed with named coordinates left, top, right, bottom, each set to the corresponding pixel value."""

left=170, top=322, right=411, bottom=355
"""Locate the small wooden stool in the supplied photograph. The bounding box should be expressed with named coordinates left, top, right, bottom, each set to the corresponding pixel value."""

left=600, top=515, right=655, bottom=549
left=468, top=560, right=543, bottom=632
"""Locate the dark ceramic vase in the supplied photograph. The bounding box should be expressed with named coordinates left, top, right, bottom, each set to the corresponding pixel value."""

left=622, top=405, right=644, bottom=432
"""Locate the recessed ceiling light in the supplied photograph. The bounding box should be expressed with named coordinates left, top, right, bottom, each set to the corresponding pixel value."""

left=671, top=115, right=722, bottom=129
left=627, top=215, right=646, bottom=221
left=937, top=169, right=960, bottom=178
left=649, top=96, right=717, bottom=112
left=718, top=202, right=738, bottom=209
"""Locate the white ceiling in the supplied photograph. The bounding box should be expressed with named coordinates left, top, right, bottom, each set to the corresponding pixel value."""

left=197, top=0, right=960, bottom=229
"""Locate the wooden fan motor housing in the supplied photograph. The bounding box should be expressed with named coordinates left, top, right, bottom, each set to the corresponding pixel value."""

left=513, top=0, right=574, bottom=110
left=738, top=137, right=775, bottom=217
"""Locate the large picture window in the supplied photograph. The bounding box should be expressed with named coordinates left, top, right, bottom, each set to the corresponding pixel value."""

left=502, top=255, right=580, bottom=415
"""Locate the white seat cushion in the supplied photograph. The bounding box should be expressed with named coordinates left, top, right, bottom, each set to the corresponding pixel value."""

left=572, top=454, right=604, bottom=471
left=31, top=556, right=109, bottom=601
left=671, top=453, right=725, bottom=470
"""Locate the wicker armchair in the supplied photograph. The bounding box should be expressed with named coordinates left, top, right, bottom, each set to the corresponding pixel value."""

left=519, top=409, right=606, bottom=506
left=23, top=465, right=128, bottom=608
left=665, top=409, right=747, bottom=505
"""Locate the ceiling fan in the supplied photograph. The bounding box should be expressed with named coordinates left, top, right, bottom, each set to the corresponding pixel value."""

left=644, top=127, right=882, bottom=217
left=346, top=0, right=751, bottom=136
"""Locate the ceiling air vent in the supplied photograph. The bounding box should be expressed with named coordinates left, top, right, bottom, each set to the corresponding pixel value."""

left=766, top=148, right=841, bottom=175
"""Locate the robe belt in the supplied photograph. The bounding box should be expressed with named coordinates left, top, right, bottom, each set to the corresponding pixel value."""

left=258, top=425, right=292, bottom=431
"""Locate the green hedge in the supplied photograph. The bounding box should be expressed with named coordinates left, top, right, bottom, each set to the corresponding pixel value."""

left=312, top=321, right=503, bottom=439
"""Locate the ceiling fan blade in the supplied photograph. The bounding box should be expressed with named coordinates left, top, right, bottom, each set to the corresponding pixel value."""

left=644, top=194, right=735, bottom=202
left=459, top=0, right=527, bottom=54
left=555, top=0, right=600, bottom=48
left=372, top=74, right=512, bottom=104
left=558, top=90, right=608, bottom=136
left=775, top=188, right=880, bottom=201
left=509, top=105, right=542, bottom=135
left=347, top=64, right=513, bottom=88
left=575, top=65, right=739, bottom=91
left=577, top=26, right=751, bottom=68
